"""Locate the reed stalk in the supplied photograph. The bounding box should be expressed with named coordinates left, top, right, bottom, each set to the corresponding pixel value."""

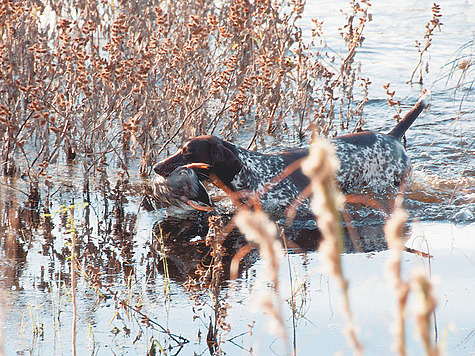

left=301, top=139, right=363, bottom=355
left=68, top=205, right=77, bottom=356
left=409, top=3, right=443, bottom=84
left=412, top=268, right=440, bottom=356
left=234, top=210, right=288, bottom=347
left=384, top=196, right=410, bottom=356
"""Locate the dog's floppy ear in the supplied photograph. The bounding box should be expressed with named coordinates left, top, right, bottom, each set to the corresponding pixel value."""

left=210, top=141, right=242, bottom=187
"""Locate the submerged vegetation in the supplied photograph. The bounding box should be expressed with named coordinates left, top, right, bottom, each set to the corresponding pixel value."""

left=0, top=0, right=473, bottom=355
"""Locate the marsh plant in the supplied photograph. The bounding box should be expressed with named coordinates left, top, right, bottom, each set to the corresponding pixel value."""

left=234, top=210, right=286, bottom=341
left=301, top=140, right=363, bottom=354
left=0, top=0, right=375, bottom=189
left=409, top=3, right=443, bottom=84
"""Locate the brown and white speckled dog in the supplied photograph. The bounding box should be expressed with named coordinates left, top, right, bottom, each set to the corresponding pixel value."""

left=154, top=91, right=430, bottom=216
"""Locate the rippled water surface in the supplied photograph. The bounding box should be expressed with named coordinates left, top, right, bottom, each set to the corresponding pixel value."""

left=1, top=0, right=474, bottom=355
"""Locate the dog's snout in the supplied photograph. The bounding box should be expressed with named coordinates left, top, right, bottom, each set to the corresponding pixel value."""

left=153, top=154, right=184, bottom=176
left=153, top=161, right=166, bottom=175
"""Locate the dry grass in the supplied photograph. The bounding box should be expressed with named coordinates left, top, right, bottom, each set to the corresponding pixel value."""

left=234, top=209, right=288, bottom=353
left=384, top=195, right=410, bottom=356
left=409, top=3, right=443, bottom=84
left=0, top=0, right=373, bottom=194
left=412, top=268, right=440, bottom=356
left=301, top=139, right=363, bottom=355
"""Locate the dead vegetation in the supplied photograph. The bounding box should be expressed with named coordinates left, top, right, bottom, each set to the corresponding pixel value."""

left=0, top=0, right=373, bottom=190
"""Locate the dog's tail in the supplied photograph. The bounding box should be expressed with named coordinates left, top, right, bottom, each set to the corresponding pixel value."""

left=388, top=89, right=431, bottom=140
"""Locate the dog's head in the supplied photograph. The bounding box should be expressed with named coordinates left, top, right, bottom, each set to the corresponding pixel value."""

left=153, top=136, right=242, bottom=188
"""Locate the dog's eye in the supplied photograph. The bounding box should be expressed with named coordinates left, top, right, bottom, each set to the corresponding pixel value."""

left=182, top=146, right=191, bottom=156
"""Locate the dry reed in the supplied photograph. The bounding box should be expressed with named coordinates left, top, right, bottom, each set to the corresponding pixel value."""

left=301, top=139, right=362, bottom=355
left=412, top=268, right=440, bottom=356
left=409, top=3, right=443, bottom=84
left=234, top=210, right=287, bottom=343
left=0, top=0, right=376, bottom=198
left=384, top=195, right=410, bottom=356
left=69, top=205, right=77, bottom=356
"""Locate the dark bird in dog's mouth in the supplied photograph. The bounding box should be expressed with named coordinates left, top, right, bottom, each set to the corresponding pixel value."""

left=151, top=163, right=213, bottom=216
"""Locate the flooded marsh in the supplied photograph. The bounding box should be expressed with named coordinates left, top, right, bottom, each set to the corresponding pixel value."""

left=0, top=0, right=474, bottom=355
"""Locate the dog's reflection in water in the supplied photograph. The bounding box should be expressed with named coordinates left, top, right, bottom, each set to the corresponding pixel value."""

left=150, top=214, right=252, bottom=282
left=148, top=162, right=390, bottom=281
left=148, top=212, right=389, bottom=283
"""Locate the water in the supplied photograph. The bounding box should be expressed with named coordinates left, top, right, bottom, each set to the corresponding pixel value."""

left=1, top=0, right=474, bottom=355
